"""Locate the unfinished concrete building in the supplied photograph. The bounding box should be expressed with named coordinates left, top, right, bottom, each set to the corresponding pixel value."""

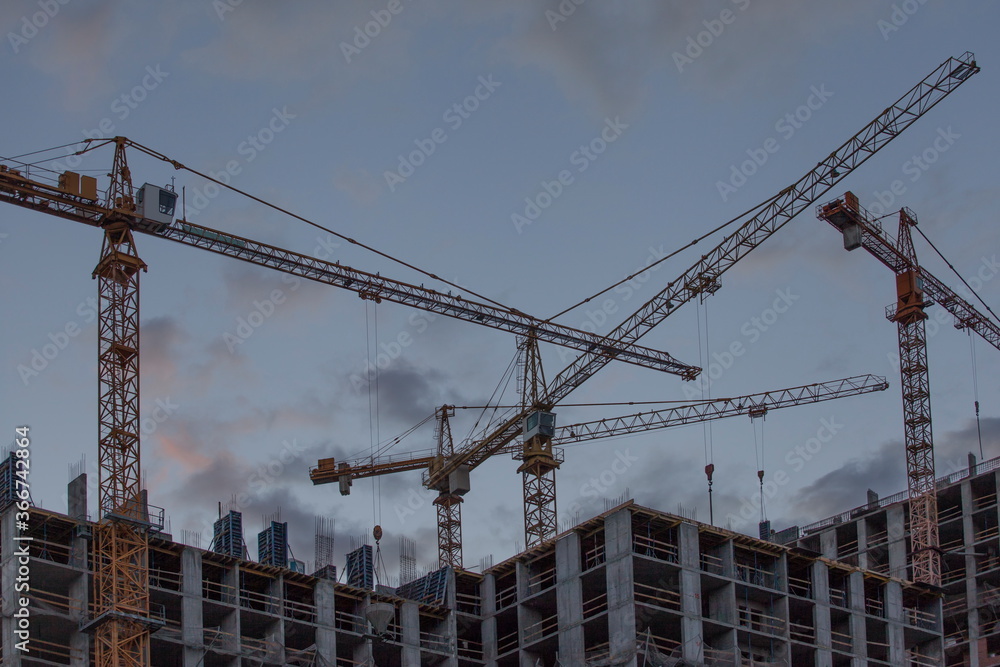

left=778, top=454, right=1000, bottom=666
left=1, top=463, right=945, bottom=666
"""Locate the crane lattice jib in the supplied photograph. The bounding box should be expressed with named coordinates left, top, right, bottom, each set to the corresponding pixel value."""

left=424, top=51, right=979, bottom=489
left=313, top=374, right=887, bottom=484
left=817, top=195, right=1000, bottom=352
left=552, top=374, right=888, bottom=446
left=0, top=170, right=699, bottom=380
left=155, top=222, right=697, bottom=378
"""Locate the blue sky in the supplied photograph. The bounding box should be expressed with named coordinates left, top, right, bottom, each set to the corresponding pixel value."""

left=1, top=1, right=998, bottom=576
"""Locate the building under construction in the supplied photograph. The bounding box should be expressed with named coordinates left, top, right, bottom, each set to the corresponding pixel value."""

left=2, top=461, right=980, bottom=666
left=777, top=454, right=1000, bottom=666
left=0, top=49, right=995, bottom=667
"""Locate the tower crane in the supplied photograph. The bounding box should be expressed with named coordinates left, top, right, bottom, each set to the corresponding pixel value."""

left=0, top=134, right=703, bottom=667
left=817, top=193, right=1000, bottom=586
left=315, top=373, right=890, bottom=567
left=312, top=51, right=980, bottom=557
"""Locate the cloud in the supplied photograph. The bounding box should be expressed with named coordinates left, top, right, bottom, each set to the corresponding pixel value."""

left=437, top=1, right=881, bottom=116
left=11, top=1, right=123, bottom=111
left=777, top=417, right=1000, bottom=528
left=157, top=425, right=213, bottom=474
left=180, top=2, right=414, bottom=86
left=345, top=360, right=452, bottom=426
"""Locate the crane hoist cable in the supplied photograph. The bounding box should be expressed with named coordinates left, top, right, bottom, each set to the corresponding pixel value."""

left=93, top=137, right=518, bottom=315
left=365, top=301, right=384, bottom=526
left=463, top=348, right=520, bottom=445
left=970, top=333, right=984, bottom=458
left=696, top=297, right=718, bottom=524
left=912, top=222, right=1000, bottom=328
left=752, top=412, right=767, bottom=522
left=545, top=193, right=781, bottom=322
left=911, top=217, right=997, bottom=459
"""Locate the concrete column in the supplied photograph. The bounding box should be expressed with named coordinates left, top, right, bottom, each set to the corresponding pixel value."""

left=67, top=473, right=87, bottom=520
left=268, top=574, right=286, bottom=664
left=1, top=512, right=24, bottom=667
left=401, top=601, right=421, bottom=667
left=847, top=571, right=867, bottom=661
left=515, top=559, right=540, bottom=663
left=481, top=573, right=498, bottom=663
left=68, top=521, right=89, bottom=667
left=555, top=532, right=584, bottom=664
left=352, top=597, right=373, bottom=665
left=314, top=579, right=337, bottom=664
left=886, top=505, right=909, bottom=580
left=678, top=522, right=704, bottom=663
left=718, top=539, right=734, bottom=579
left=220, top=564, right=240, bottom=652
left=439, top=568, right=459, bottom=667
left=181, top=547, right=204, bottom=667
left=812, top=562, right=832, bottom=667
left=819, top=529, right=838, bottom=560
left=856, top=520, right=869, bottom=570
left=885, top=580, right=905, bottom=665
left=962, top=478, right=981, bottom=665
left=604, top=508, right=636, bottom=666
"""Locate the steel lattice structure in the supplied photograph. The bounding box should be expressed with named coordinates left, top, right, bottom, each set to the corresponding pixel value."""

left=90, top=139, right=155, bottom=667
left=311, top=51, right=980, bottom=564
left=817, top=193, right=999, bottom=585
left=314, top=373, right=889, bottom=564
left=422, top=52, right=981, bottom=496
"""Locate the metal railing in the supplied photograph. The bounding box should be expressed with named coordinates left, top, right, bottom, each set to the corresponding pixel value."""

left=802, top=456, right=1000, bottom=534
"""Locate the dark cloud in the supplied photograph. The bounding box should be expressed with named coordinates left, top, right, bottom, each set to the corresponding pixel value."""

left=776, top=417, right=1000, bottom=529
left=346, top=361, right=451, bottom=426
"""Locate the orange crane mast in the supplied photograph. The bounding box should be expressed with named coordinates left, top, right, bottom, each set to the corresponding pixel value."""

left=818, top=193, right=1000, bottom=586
